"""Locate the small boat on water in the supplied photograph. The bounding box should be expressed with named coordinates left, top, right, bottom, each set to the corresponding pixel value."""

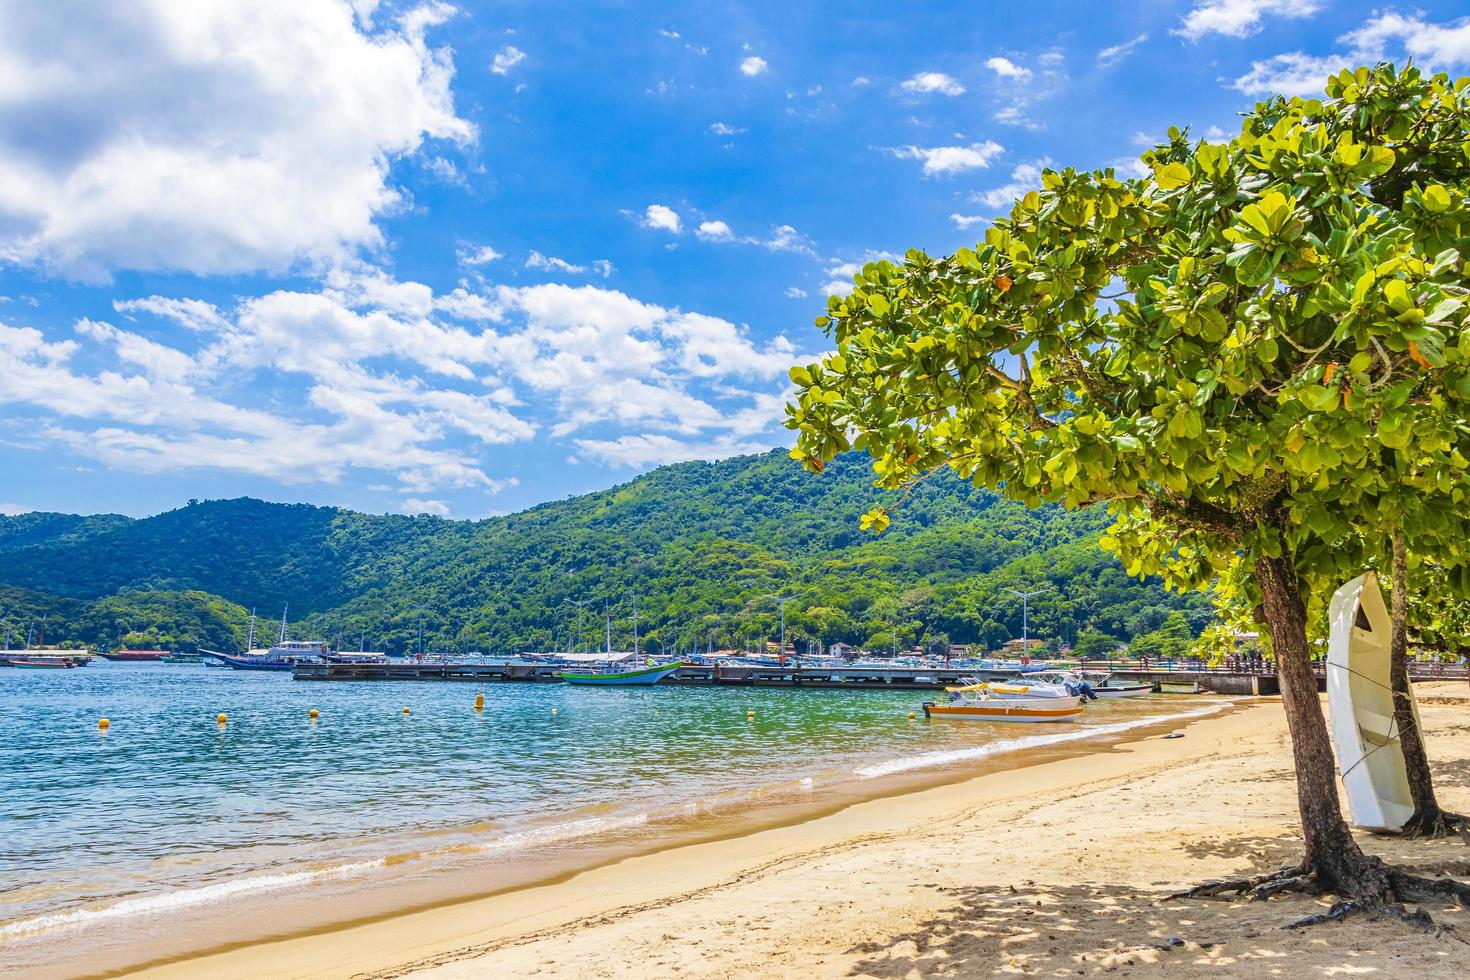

left=162, top=652, right=203, bottom=664
left=923, top=687, right=1084, bottom=723
left=96, top=649, right=168, bottom=662
left=1327, top=572, right=1417, bottom=833
left=7, top=656, right=80, bottom=669
left=1, top=649, right=91, bottom=668
left=560, top=659, right=688, bottom=686
left=1077, top=670, right=1153, bottom=698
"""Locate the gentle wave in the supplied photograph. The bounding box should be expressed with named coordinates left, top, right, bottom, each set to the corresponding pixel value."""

left=0, top=858, right=386, bottom=941
left=0, top=809, right=659, bottom=942
left=852, top=703, right=1227, bottom=779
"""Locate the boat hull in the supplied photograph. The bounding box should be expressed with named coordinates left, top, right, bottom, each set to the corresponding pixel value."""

left=1327, top=573, right=1417, bottom=833
left=7, top=659, right=77, bottom=669
left=204, top=651, right=309, bottom=671
left=559, top=662, right=686, bottom=686
left=922, top=700, right=1083, bottom=723
left=1091, top=684, right=1153, bottom=698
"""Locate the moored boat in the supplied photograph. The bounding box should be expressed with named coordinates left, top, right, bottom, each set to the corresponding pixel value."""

left=7, top=657, right=79, bottom=669
left=161, top=652, right=203, bottom=664
left=559, top=660, right=688, bottom=686
left=922, top=690, right=1084, bottom=723
left=96, top=649, right=168, bottom=662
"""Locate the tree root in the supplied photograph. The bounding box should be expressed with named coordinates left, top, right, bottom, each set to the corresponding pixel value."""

left=1400, top=809, right=1470, bottom=841
left=1164, top=861, right=1470, bottom=932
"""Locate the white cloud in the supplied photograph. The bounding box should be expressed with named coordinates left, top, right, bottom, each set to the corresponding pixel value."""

left=740, top=56, right=769, bottom=77
left=852, top=76, right=872, bottom=86
left=971, top=159, right=1051, bottom=210
left=0, top=503, right=32, bottom=517
left=1097, top=33, right=1149, bottom=66
left=457, top=244, right=504, bottom=267
left=984, top=57, right=1032, bottom=79
left=1345, top=12, right=1470, bottom=67
left=640, top=204, right=683, bottom=234
left=696, top=220, right=734, bottom=241
left=490, top=45, right=526, bottom=75
left=785, top=287, right=808, bottom=299
left=0, top=1, right=473, bottom=280
left=525, top=252, right=612, bottom=277
left=949, top=214, right=987, bottom=229
left=900, top=71, right=965, bottom=96
left=1175, top=0, right=1322, bottom=41
left=113, top=297, right=228, bottom=333
left=822, top=252, right=902, bottom=297
left=709, top=122, right=747, bottom=136
left=401, top=498, right=450, bottom=517
left=890, top=141, right=1005, bottom=176
left=572, top=434, right=774, bottom=469
left=1231, top=52, right=1344, bottom=96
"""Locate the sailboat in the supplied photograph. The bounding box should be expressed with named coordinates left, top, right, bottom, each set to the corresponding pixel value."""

left=202, top=607, right=329, bottom=671
left=1326, top=573, right=1419, bottom=833
left=558, top=599, right=686, bottom=686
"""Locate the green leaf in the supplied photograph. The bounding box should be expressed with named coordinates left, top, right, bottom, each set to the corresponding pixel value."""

left=867, top=294, right=891, bottom=317
left=1153, top=162, right=1192, bottom=190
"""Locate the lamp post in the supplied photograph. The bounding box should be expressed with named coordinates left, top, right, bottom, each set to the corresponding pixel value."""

left=1004, top=587, right=1051, bottom=659
left=762, top=594, right=798, bottom=661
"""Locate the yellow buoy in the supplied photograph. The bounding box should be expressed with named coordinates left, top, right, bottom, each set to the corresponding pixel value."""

left=551, top=707, right=558, bottom=715
left=216, top=713, right=228, bottom=725
left=746, top=710, right=756, bottom=718
left=474, top=694, right=485, bottom=710
left=908, top=711, right=916, bottom=720
left=309, top=708, right=319, bottom=719
left=98, top=718, right=110, bottom=730
left=402, top=707, right=410, bottom=715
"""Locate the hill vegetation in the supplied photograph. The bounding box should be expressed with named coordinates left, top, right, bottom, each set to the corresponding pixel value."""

left=0, top=450, right=1210, bottom=654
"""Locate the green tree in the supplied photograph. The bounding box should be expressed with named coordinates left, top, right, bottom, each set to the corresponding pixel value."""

left=786, top=64, right=1470, bottom=916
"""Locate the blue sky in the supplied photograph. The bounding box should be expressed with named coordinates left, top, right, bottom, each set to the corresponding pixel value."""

left=2, top=0, right=1468, bottom=519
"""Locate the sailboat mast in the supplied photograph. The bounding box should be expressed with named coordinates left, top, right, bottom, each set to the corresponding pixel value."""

left=604, top=603, right=612, bottom=656
left=631, top=596, right=639, bottom=657
left=247, top=608, right=257, bottom=650
left=278, top=605, right=288, bottom=644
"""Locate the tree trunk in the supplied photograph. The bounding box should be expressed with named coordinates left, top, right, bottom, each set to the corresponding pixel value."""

left=1388, top=529, right=1455, bottom=835
left=1254, top=550, right=1391, bottom=895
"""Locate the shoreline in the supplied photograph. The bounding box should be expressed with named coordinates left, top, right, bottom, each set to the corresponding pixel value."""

left=107, top=699, right=1257, bottom=980
left=33, top=686, right=1470, bottom=978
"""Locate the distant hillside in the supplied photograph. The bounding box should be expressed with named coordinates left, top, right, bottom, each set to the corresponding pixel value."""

left=0, top=450, right=1211, bottom=654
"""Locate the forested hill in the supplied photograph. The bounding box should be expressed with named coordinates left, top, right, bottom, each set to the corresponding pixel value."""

left=0, top=450, right=1212, bottom=654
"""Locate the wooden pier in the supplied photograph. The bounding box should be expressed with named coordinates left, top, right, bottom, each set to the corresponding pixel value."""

left=283, top=660, right=1431, bottom=695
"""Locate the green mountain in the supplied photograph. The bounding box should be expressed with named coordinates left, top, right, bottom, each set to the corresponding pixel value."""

left=0, top=449, right=1211, bottom=654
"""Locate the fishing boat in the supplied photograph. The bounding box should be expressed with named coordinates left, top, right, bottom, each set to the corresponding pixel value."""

left=161, top=652, right=203, bottom=664
left=1077, top=669, right=1153, bottom=698
left=1327, top=573, right=1417, bottom=833
left=559, top=659, right=688, bottom=685
left=96, top=649, right=168, bottom=662
left=6, top=656, right=80, bottom=669
left=923, top=687, right=1083, bottom=723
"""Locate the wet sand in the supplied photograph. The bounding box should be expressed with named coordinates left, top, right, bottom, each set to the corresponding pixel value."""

left=112, top=684, right=1470, bottom=978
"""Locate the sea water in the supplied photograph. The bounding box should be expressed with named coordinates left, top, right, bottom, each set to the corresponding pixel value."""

left=0, top=662, right=1223, bottom=974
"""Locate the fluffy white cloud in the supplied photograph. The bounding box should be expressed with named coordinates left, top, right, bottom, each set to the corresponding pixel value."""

left=641, top=204, right=683, bottom=234
left=1345, top=12, right=1470, bottom=67
left=949, top=214, right=987, bottom=229
left=740, top=56, right=768, bottom=76
left=1231, top=52, right=1344, bottom=96
left=900, top=71, right=965, bottom=96
left=890, top=141, right=1004, bottom=176
left=1175, top=0, right=1321, bottom=41
left=1232, top=12, right=1470, bottom=97
left=401, top=498, right=451, bottom=517
left=709, top=122, right=747, bottom=136
left=572, top=434, right=775, bottom=469
left=1097, top=33, right=1149, bottom=67
left=457, top=244, right=504, bottom=267
left=822, top=252, right=902, bottom=297
left=1, top=271, right=812, bottom=489
left=0, top=0, right=473, bottom=280
left=490, top=45, right=526, bottom=75
left=696, top=220, right=734, bottom=241
left=784, top=287, right=808, bottom=299
left=971, top=159, right=1051, bottom=209
left=984, top=57, right=1031, bottom=79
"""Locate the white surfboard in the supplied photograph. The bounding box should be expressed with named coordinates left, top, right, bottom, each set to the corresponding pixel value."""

left=1325, top=572, right=1421, bottom=833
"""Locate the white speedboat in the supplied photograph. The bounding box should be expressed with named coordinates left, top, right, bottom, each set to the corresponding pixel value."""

left=1326, top=573, right=1418, bottom=833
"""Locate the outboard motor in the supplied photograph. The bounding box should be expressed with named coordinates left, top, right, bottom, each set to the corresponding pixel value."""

left=1078, top=679, right=1097, bottom=701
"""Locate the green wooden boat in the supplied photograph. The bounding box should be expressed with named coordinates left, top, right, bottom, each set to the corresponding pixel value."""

left=558, top=661, right=688, bottom=686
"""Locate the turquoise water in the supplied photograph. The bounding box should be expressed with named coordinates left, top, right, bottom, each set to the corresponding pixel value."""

left=0, top=662, right=1217, bottom=975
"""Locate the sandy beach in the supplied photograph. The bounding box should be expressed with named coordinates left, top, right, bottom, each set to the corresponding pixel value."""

left=110, top=685, right=1470, bottom=980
